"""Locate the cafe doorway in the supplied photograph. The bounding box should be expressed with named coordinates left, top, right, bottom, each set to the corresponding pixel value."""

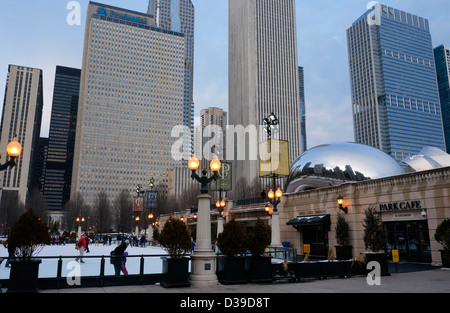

left=384, top=220, right=431, bottom=263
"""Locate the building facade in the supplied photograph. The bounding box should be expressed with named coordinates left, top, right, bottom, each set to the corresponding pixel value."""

left=71, top=2, right=186, bottom=206
left=347, top=4, right=446, bottom=163
left=0, top=65, right=44, bottom=205
left=228, top=0, right=301, bottom=188
left=43, top=66, right=81, bottom=213
left=279, top=166, right=450, bottom=266
left=148, top=0, right=195, bottom=155
left=434, top=45, right=450, bottom=152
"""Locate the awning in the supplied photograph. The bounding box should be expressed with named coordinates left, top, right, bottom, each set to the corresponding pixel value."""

left=287, top=214, right=331, bottom=227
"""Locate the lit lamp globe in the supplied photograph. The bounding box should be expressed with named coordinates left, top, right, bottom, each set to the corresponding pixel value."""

left=275, top=188, right=283, bottom=198
left=268, top=189, right=275, bottom=199
left=7, top=137, right=22, bottom=158
left=188, top=155, right=200, bottom=171
left=210, top=156, right=221, bottom=173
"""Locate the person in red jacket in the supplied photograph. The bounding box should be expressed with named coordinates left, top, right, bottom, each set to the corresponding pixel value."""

left=76, top=233, right=87, bottom=263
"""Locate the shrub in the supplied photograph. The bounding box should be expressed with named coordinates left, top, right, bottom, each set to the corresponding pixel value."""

left=158, top=218, right=191, bottom=258
left=362, top=207, right=386, bottom=252
left=7, top=208, right=50, bottom=261
left=434, top=219, right=450, bottom=251
left=247, top=218, right=271, bottom=256
left=217, top=219, right=247, bottom=257
left=335, top=214, right=350, bottom=246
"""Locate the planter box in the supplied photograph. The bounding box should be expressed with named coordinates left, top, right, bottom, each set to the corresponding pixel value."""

left=335, top=245, right=353, bottom=260
left=321, top=261, right=351, bottom=278
left=160, top=257, right=190, bottom=288
left=440, top=250, right=450, bottom=268
left=217, top=256, right=247, bottom=285
left=295, top=262, right=323, bottom=281
left=7, top=259, right=42, bottom=293
left=365, top=252, right=390, bottom=276
left=248, top=256, right=273, bottom=283
left=348, top=260, right=367, bottom=276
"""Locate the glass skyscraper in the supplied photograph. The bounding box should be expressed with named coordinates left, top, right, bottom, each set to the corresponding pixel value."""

left=43, top=66, right=81, bottom=212
left=347, top=4, right=445, bottom=163
left=434, top=45, right=450, bottom=152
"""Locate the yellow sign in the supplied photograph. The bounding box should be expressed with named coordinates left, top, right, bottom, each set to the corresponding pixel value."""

left=303, top=244, right=311, bottom=254
left=392, top=249, right=399, bottom=263
left=259, top=139, right=290, bottom=177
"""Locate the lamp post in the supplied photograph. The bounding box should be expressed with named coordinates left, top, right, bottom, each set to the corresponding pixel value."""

left=76, top=217, right=85, bottom=239
left=263, top=113, right=283, bottom=247
left=0, top=137, right=22, bottom=171
left=188, top=154, right=221, bottom=287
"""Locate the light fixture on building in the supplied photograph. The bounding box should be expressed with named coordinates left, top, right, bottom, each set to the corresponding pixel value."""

left=337, top=195, right=348, bottom=214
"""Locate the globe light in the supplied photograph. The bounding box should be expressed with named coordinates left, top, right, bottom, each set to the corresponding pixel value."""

left=188, top=154, right=200, bottom=171
left=337, top=196, right=344, bottom=206
left=220, top=199, right=226, bottom=207
left=268, top=189, right=275, bottom=199
left=7, top=137, right=22, bottom=158
left=275, top=188, right=283, bottom=198
left=210, top=156, right=221, bottom=173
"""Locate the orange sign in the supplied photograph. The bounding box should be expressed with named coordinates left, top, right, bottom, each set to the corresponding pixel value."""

left=133, top=196, right=144, bottom=212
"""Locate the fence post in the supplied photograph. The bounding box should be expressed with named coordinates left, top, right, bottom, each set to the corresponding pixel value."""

left=139, top=255, right=144, bottom=284
left=57, top=256, right=63, bottom=289
left=100, top=256, right=105, bottom=287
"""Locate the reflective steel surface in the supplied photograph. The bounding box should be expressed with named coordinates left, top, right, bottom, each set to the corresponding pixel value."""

left=285, top=142, right=404, bottom=193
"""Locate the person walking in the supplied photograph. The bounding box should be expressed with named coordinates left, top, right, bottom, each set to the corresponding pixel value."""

left=111, top=240, right=129, bottom=276
left=75, top=233, right=87, bottom=263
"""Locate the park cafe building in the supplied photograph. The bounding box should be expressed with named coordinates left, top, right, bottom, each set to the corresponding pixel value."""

left=277, top=166, right=450, bottom=266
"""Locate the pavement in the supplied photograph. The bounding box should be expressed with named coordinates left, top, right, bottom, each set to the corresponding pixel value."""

left=38, top=263, right=450, bottom=294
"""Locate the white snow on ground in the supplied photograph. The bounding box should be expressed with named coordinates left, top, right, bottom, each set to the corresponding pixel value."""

left=0, top=243, right=169, bottom=279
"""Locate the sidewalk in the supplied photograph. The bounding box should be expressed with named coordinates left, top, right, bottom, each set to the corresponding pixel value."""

left=40, top=265, right=450, bottom=294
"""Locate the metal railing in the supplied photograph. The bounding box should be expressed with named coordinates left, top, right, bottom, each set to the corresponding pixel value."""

left=0, top=253, right=189, bottom=290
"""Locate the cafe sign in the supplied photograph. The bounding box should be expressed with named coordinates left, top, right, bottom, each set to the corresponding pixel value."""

left=378, top=200, right=422, bottom=212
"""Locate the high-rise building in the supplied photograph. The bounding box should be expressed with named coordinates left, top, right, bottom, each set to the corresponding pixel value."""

left=434, top=45, right=450, bottom=152
left=0, top=65, right=44, bottom=204
left=43, top=66, right=81, bottom=212
left=347, top=4, right=445, bottom=163
left=228, top=0, right=301, bottom=187
left=71, top=2, right=186, bottom=206
left=148, top=0, right=195, bottom=154
left=298, top=66, right=307, bottom=153
left=200, top=107, right=227, bottom=166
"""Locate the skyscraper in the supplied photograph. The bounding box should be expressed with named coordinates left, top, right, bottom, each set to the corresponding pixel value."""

left=71, top=2, right=186, bottom=206
left=148, top=0, right=195, bottom=153
left=43, top=66, right=81, bottom=212
left=298, top=66, right=307, bottom=153
left=200, top=107, right=227, bottom=165
left=0, top=65, right=44, bottom=204
left=347, top=4, right=445, bottom=163
left=434, top=45, right=450, bottom=152
left=228, top=0, right=301, bottom=187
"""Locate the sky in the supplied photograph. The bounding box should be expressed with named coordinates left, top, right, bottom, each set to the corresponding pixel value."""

left=0, top=0, right=449, bottom=150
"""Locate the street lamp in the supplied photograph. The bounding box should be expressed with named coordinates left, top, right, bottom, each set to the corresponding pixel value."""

left=188, top=154, right=221, bottom=287
left=263, top=113, right=284, bottom=247
left=0, top=137, right=22, bottom=171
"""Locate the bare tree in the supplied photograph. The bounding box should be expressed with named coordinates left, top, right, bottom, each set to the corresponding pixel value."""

left=25, top=186, right=49, bottom=224
left=113, top=189, right=132, bottom=234
left=63, top=192, right=88, bottom=232
left=93, top=191, right=111, bottom=234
